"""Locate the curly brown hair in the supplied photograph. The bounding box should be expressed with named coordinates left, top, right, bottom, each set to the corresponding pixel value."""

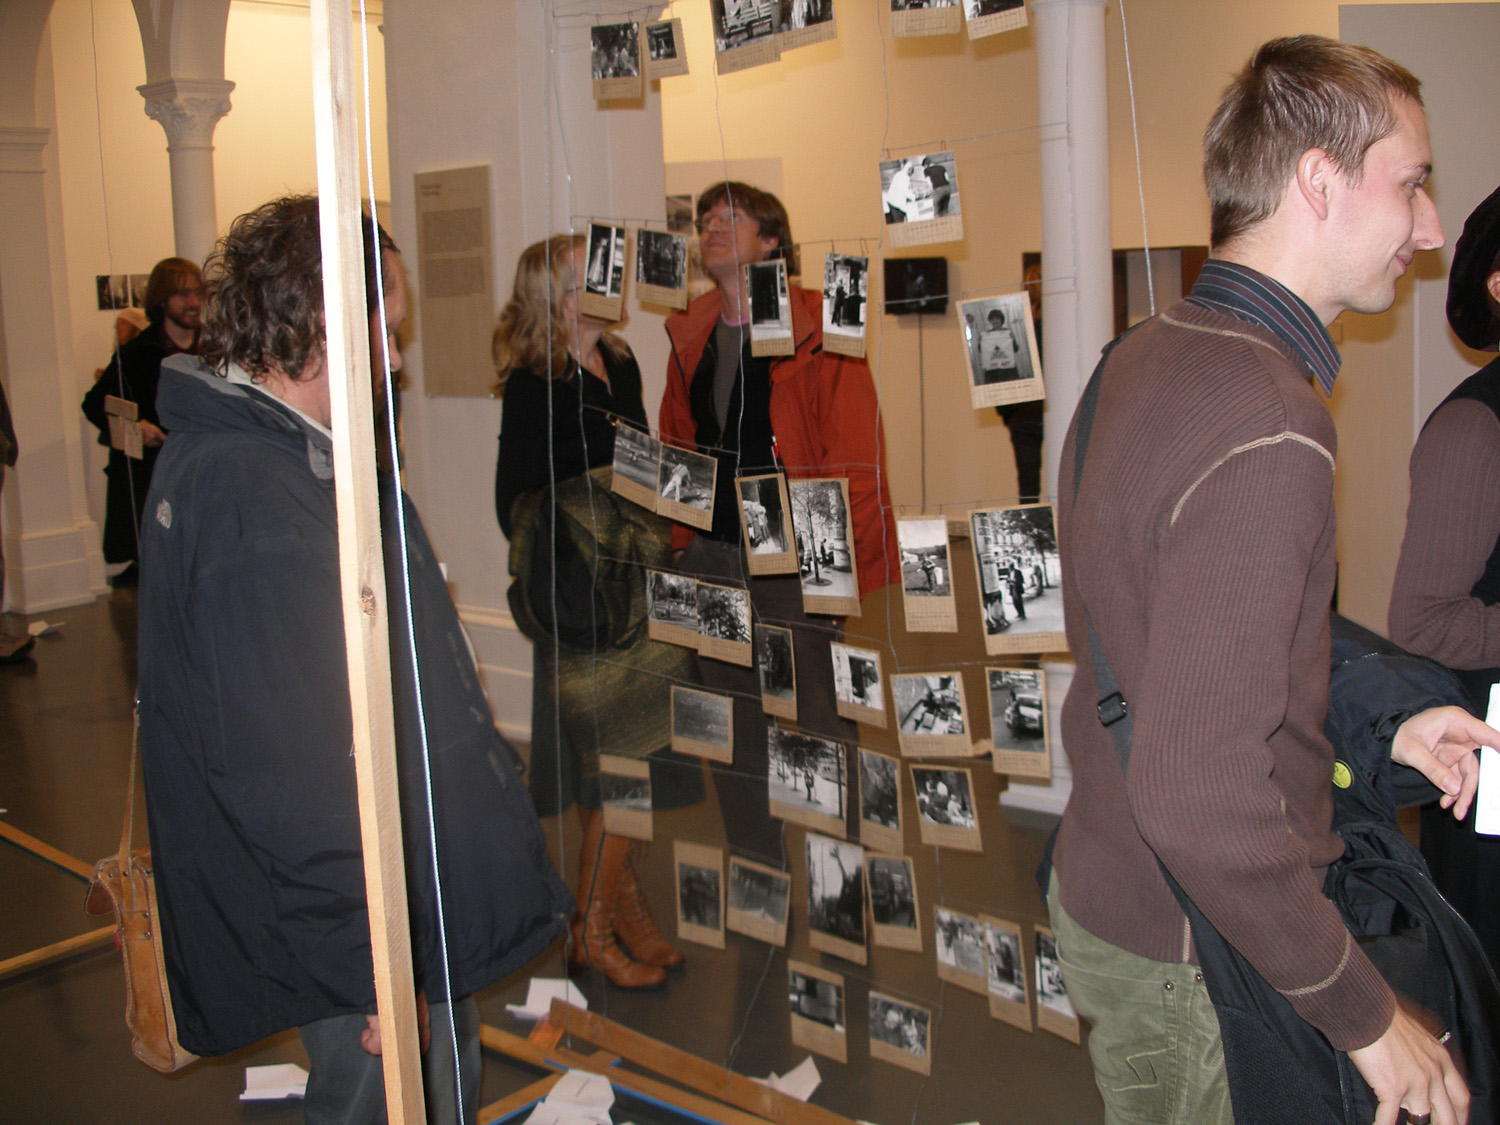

left=198, top=194, right=398, bottom=381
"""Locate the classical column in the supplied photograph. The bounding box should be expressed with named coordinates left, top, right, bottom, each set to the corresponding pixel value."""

left=1001, top=0, right=1113, bottom=816
left=137, top=78, right=234, bottom=264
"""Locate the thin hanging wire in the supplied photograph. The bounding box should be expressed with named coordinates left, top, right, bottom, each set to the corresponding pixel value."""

left=1119, top=0, right=1156, bottom=316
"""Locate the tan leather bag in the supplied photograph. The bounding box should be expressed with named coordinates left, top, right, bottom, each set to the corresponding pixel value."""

left=84, top=716, right=196, bottom=1073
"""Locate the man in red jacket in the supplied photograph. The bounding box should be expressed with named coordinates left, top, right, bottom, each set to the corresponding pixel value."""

left=659, top=182, right=897, bottom=864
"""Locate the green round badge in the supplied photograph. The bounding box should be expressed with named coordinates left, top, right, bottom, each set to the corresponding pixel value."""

left=1332, top=761, right=1353, bottom=789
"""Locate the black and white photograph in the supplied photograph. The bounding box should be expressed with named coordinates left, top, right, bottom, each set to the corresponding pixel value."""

left=858, top=748, right=903, bottom=853
left=789, top=477, right=861, bottom=616
left=580, top=222, right=627, bottom=320
left=822, top=254, right=868, bottom=358
left=868, top=993, right=932, bottom=1076
left=969, top=504, right=1064, bottom=655
left=675, top=841, right=726, bottom=949
left=788, top=960, right=847, bottom=1063
left=1034, top=925, right=1081, bottom=1043
left=671, top=685, right=734, bottom=763
left=883, top=256, right=949, bottom=316
left=934, top=906, right=989, bottom=995
left=726, top=856, right=791, bottom=946
left=776, top=0, right=836, bottom=51
left=755, top=623, right=797, bottom=721
left=746, top=259, right=794, bottom=357
left=635, top=228, right=689, bottom=310
left=695, top=581, right=753, bottom=666
left=892, top=672, right=972, bottom=758
left=983, top=914, right=1032, bottom=1030
left=657, top=442, right=717, bottom=531
left=646, top=568, right=699, bottom=648
left=963, top=0, right=1028, bottom=41
left=879, top=151, right=963, bottom=248
left=830, top=642, right=886, bottom=727
left=960, top=291, right=1043, bottom=409
left=867, top=854, right=921, bottom=950
left=711, top=0, right=781, bottom=74
left=599, top=754, right=652, bottom=841
left=610, top=419, right=661, bottom=509
left=644, top=17, right=689, bottom=79
left=890, top=0, right=961, bottom=38
left=987, top=667, right=1050, bottom=779
left=736, top=473, right=798, bottom=575
left=95, top=273, right=130, bottom=311
left=806, top=833, right=866, bottom=964
left=767, top=727, right=847, bottom=838
left=910, top=765, right=983, bottom=852
left=590, top=22, right=642, bottom=101
left=665, top=194, right=694, bottom=234
left=897, top=518, right=958, bottom=633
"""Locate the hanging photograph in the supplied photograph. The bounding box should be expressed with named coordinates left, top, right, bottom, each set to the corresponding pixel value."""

left=789, top=478, right=861, bottom=616
left=879, top=151, right=962, bottom=248
left=696, top=581, right=753, bottom=666
left=670, top=686, right=734, bottom=764
left=635, top=228, right=689, bottom=310
left=822, top=253, right=869, bottom=359
left=857, top=747, right=904, bottom=856
left=891, top=0, right=961, bottom=38
left=897, top=518, right=958, bottom=633
left=806, top=833, right=867, bottom=965
left=892, top=672, right=972, bottom=758
left=675, top=841, right=726, bottom=949
left=868, top=993, right=932, bottom=1076
left=646, top=569, right=700, bottom=648
left=755, top=623, right=798, bottom=721
left=736, top=473, right=798, bottom=576
left=610, top=420, right=662, bottom=509
left=960, top=291, right=1044, bottom=409
left=599, top=754, right=652, bottom=841
left=867, top=853, right=922, bottom=952
left=934, top=906, right=989, bottom=996
left=656, top=442, right=717, bottom=531
left=726, top=856, right=791, bottom=947
left=712, top=0, right=781, bottom=74
left=883, top=256, right=949, bottom=316
left=987, top=667, right=1051, bottom=779
left=788, top=960, right=847, bottom=1063
left=777, top=0, right=837, bottom=51
left=580, top=222, right=627, bottom=321
left=1034, top=925, right=1081, bottom=1043
left=969, top=504, right=1065, bottom=655
left=982, top=914, right=1032, bottom=1032
left=644, top=17, right=689, bottom=79
left=910, top=765, right=983, bottom=852
left=767, top=727, right=847, bottom=838
left=964, top=0, right=1027, bottom=40
left=591, top=22, right=643, bottom=101
left=830, top=642, right=886, bottom=727
left=746, top=259, right=794, bottom=357
left=104, top=396, right=144, bottom=461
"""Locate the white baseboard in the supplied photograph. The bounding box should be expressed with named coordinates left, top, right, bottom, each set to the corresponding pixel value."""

left=6, top=520, right=107, bottom=613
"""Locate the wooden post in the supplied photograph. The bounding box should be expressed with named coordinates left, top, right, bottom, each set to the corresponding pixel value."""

left=309, top=2, right=424, bottom=1121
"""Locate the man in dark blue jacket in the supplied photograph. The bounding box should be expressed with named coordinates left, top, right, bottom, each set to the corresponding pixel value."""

left=137, top=196, right=571, bottom=1123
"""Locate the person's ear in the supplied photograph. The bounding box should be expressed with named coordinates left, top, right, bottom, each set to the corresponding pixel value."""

left=1295, top=148, right=1334, bottom=221
left=1486, top=270, right=1500, bottom=308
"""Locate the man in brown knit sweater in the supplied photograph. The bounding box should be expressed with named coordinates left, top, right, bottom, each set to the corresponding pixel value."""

left=1051, top=36, right=1491, bottom=1125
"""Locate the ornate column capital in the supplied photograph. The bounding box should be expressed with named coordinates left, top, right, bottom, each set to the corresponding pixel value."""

left=137, top=77, right=235, bottom=150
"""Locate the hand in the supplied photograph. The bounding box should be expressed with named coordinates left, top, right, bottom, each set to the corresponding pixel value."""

left=359, top=990, right=432, bottom=1056
left=1390, top=705, right=1495, bottom=819
left=1348, top=1004, right=1468, bottom=1125
left=139, top=421, right=167, bottom=447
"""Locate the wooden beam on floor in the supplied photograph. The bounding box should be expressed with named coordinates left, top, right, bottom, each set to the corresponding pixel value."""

left=548, top=1000, right=856, bottom=1125
left=480, top=1023, right=775, bottom=1125
left=478, top=1071, right=566, bottom=1124
left=0, top=926, right=115, bottom=981
left=0, top=821, right=95, bottom=880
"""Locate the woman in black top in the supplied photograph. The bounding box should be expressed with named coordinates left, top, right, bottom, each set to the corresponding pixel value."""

left=494, top=234, right=692, bottom=991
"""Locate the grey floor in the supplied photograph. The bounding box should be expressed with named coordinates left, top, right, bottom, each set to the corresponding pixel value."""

left=1, top=588, right=1104, bottom=1124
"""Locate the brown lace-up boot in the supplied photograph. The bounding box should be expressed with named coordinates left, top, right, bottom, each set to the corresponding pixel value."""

left=614, top=846, right=686, bottom=970
left=568, top=810, right=666, bottom=990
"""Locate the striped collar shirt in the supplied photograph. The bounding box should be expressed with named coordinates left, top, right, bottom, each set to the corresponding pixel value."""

left=1186, top=259, right=1342, bottom=396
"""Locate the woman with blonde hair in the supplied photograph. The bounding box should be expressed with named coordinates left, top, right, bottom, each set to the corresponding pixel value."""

left=495, top=234, right=699, bottom=991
